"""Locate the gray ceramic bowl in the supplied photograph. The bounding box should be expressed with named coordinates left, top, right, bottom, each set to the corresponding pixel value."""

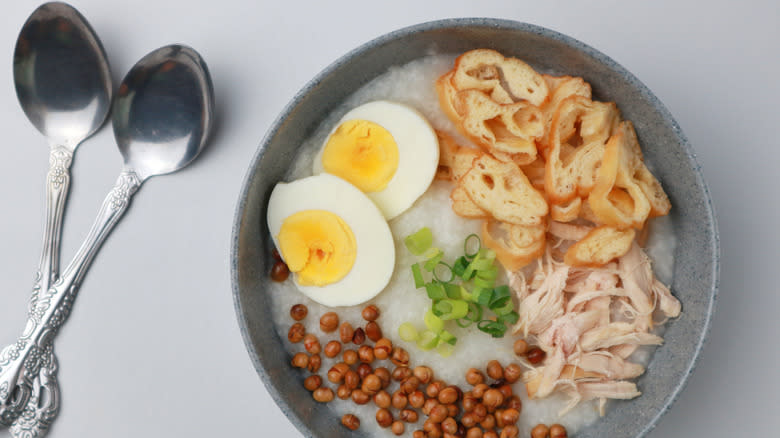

left=231, top=18, right=719, bottom=438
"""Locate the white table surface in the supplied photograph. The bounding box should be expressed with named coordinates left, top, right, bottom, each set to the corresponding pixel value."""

left=0, top=0, right=776, bottom=437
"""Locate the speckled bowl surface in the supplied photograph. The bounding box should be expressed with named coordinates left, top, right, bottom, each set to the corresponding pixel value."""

left=231, top=18, right=719, bottom=438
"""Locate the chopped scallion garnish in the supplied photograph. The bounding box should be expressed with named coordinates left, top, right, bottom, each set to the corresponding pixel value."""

left=433, top=299, right=469, bottom=321
left=404, top=227, right=433, bottom=255
left=477, top=320, right=507, bottom=338
left=466, top=301, right=483, bottom=321
left=489, top=285, right=511, bottom=308
left=464, top=234, right=481, bottom=259
left=403, top=227, right=518, bottom=356
left=473, top=275, right=496, bottom=289
left=491, top=298, right=515, bottom=316
left=424, top=309, right=444, bottom=333
left=456, top=318, right=473, bottom=328
left=424, top=248, right=444, bottom=271
left=417, top=330, right=439, bottom=350
left=433, top=262, right=454, bottom=283
left=398, top=322, right=419, bottom=342
left=452, top=256, right=469, bottom=278
left=411, top=263, right=424, bottom=288
left=499, top=311, right=519, bottom=325
left=439, top=330, right=457, bottom=346
left=473, top=287, right=493, bottom=306
left=443, top=283, right=461, bottom=299
left=436, top=342, right=455, bottom=357
left=425, top=282, right=446, bottom=300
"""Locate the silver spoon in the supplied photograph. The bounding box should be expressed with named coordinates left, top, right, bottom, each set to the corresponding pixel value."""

left=0, top=44, right=214, bottom=431
left=2, top=1, right=112, bottom=433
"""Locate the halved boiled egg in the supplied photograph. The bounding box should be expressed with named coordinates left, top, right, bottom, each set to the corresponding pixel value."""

left=267, top=173, right=395, bottom=306
left=313, top=101, right=439, bottom=220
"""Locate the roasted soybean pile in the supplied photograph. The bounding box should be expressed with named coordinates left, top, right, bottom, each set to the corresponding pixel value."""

left=265, top=50, right=679, bottom=437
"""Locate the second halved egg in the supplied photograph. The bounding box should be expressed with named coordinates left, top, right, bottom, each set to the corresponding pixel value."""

left=313, top=100, right=439, bottom=220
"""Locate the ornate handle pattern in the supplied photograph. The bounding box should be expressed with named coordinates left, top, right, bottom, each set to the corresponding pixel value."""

left=8, top=145, right=73, bottom=436
left=9, top=346, right=59, bottom=438
left=0, top=170, right=141, bottom=427
left=0, top=146, right=72, bottom=427
left=29, top=146, right=72, bottom=321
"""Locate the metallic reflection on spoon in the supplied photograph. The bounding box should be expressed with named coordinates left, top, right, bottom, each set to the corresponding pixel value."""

left=113, top=45, right=214, bottom=179
left=14, top=1, right=112, bottom=147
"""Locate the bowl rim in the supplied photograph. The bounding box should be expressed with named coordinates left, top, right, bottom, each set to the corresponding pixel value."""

left=230, top=17, right=720, bottom=438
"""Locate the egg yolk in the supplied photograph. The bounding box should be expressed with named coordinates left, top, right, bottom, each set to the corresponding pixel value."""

left=277, top=210, right=357, bottom=287
left=321, top=119, right=399, bottom=193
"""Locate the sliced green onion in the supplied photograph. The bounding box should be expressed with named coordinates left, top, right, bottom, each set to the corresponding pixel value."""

left=469, top=258, right=495, bottom=272
left=424, top=248, right=444, bottom=271
left=456, top=318, right=473, bottom=328
left=492, top=284, right=510, bottom=298
left=434, top=262, right=454, bottom=283
left=399, top=322, right=419, bottom=342
left=424, top=309, right=444, bottom=333
left=439, top=330, right=457, bottom=346
left=478, top=248, right=496, bottom=261
left=458, top=285, right=473, bottom=301
left=425, top=282, right=446, bottom=300
left=405, top=227, right=433, bottom=255
left=417, top=330, right=439, bottom=350
left=461, top=266, right=477, bottom=281
left=405, top=228, right=517, bottom=352
left=431, top=301, right=445, bottom=317
left=462, top=255, right=493, bottom=280
left=476, top=266, right=498, bottom=281
left=452, top=256, right=469, bottom=278
left=491, top=298, right=515, bottom=316
left=443, top=283, right=461, bottom=299
left=489, top=285, right=511, bottom=308
left=490, top=297, right=511, bottom=310
left=473, top=287, right=493, bottom=306
left=436, top=342, right=455, bottom=357
left=477, top=320, right=507, bottom=338
left=473, top=275, right=496, bottom=289
left=411, top=263, right=425, bottom=288
left=464, top=234, right=481, bottom=259
left=434, top=299, right=469, bottom=321
left=422, top=246, right=441, bottom=259
left=498, top=311, right=519, bottom=325
left=461, top=265, right=476, bottom=281
left=466, top=301, right=483, bottom=321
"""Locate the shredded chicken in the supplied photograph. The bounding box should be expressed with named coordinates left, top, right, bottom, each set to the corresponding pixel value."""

left=580, top=323, right=664, bottom=351
left=512, top=223, right=681, bottom=416
left=571, top=351, right=645, bottom=380
left=515, top=263, right=568, bottom=338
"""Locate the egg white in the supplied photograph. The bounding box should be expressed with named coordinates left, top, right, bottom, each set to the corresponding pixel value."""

left=267, top=174, right=395, bottom=307
left=313, top=100, right=439, bottom=220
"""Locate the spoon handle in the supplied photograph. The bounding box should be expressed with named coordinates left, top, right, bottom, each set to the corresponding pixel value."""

left=0, top=146, right=73, bottom=426
left=0, top=169, right=141, bottom=427
left=60, top=169, right=141, bottom=287
left=8, top=145, right=74, bottom=436
left=29, top=145, right=73, bottom=319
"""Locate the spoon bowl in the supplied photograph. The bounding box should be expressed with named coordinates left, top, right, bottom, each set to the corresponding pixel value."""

left=113, top=45, right=214, bottom=180
left=14, top=1, right=112, bottom=148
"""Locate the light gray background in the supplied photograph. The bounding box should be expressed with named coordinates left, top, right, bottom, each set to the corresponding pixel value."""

left=0, top=0, right=775, bottom=437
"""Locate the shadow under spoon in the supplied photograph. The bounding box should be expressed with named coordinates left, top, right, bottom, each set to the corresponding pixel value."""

left=2, top=1, right=112, bottom=435
left=0, top=43, right=214, bottom=436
